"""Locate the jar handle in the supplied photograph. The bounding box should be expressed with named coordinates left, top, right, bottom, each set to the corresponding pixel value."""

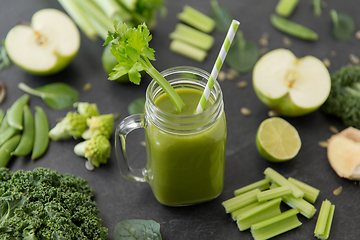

left=115, top=114, right=147, bottom=182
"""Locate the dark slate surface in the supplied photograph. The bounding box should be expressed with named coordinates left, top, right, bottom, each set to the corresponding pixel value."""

left=1, top=0, right=360, bottom=239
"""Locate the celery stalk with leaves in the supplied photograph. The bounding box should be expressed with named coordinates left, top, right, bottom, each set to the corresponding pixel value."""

left=104, top=22, right=185, bottom=112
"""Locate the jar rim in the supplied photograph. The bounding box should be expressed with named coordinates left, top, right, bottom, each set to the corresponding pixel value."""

left=145, top=66, right=224, bottom=133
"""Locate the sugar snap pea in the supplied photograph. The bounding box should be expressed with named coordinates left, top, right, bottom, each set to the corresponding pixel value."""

left=31, top=106, right=49, bottom=160
left=276, top=0, right=299, bottom=17
left=0, top=126, right=19, bottom=147
left=7, top=94, right=30, bottom=130
left=0, top=112, right=9, bottom=134
left=270, top=14, right=318, bottom=41
left=0, top=134, right=21, bottom=167
left=12, top=105, right=35, bottom=156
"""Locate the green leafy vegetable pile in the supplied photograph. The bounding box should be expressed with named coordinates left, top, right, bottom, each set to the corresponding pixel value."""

left=0, top=167, right=108, bottom=239
left=321, top=65, right=360, bottom=129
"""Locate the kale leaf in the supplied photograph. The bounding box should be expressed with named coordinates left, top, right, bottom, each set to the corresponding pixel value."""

left=0, top=167, right=108, bottom=240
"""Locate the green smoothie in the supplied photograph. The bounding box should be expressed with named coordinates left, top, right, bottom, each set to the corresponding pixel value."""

left=145, top=88, right=227, bottom=206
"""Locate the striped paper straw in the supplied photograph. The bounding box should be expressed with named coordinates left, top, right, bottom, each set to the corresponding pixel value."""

left=196, top=19, right=240, bottom=114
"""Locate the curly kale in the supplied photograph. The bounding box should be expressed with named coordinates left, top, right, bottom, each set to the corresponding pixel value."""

left=0, top=168, right=108, bottom=240
left=321, top=65, right=360, bottom=128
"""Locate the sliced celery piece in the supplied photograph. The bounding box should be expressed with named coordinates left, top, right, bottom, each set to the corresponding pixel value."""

left=315, top=200, right=335, bottom=240
left=272, top=182, right=316, bottom=219
left=251, top=209, right=302, bottom=240
left=257, top=186, right=291, bottom=202
left=234, top=178, right=271, bottom=196
left=170, top=40, right=207, bottom=62
left=264, top=167, right=304, bottom=198
left=169, top=24, right=214, bottom=50
left=275, top=0, right=299, bottom=17
left=93, top=0, right=121, bottom=19
left=237, top=198, right=282, bottom=231
left=288, top=177, right=320, bottom=204
left=58, top=0, right=98, bottom=40
left=222, top=188, right=260, bottom=213
left=74, top=0, right=114, bottom=40
left=231, top=202, right=262, bottom=221
left=177, top=6, right=215, bottom=33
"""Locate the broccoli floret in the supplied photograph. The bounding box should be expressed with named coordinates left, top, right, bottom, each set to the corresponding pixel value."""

left=321, top=65, right=360, bottom=128
left=74, top=134, right=111, bottom=167
left=74, top=102, right=100, bottom=118
left=49, top=112, right=87, bottom=141
left=81, top=114, right=114, bottom=139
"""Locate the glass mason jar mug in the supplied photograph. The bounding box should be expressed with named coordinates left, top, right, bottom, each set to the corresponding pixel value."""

left=115, top=66, right=227, bottom=206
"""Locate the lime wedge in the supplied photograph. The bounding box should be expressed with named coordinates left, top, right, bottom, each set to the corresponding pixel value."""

left=256, top=117, right=301, bottom=162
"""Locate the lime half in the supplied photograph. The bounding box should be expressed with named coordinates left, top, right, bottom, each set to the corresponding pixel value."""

left=256, top=117, right=301, bottom=162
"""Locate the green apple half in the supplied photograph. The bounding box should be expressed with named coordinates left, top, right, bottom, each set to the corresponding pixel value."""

left=253, top=48, right=331, bottom=117
left=5, top=8, right=80, bottom=75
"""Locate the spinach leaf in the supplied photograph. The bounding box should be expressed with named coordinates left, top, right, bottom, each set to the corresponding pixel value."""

left=128, top=97, right=146, bottom=115
left=18, top=82, right=79, bottom=110
left=226, top=31, right=259, bottom=73
left=330, top=9, right=355, bottom=41
left=209, top=0, right=232, bottom=33
left=114, top=219, right=162, bottom=240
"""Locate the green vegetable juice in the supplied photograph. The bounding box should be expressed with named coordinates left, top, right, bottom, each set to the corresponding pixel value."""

left=145, top=88, right=226, bottom=206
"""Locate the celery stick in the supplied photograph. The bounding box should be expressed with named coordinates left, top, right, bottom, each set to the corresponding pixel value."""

left=288, top=177, right=320, bottom=204
left=251, top=209, right=302, bottom=240
left=170, top=40, right=207, bottom=62
left=58, top=0, right=98, bottom=40
left=236, top=198, right=282, bottom=231
left=231, top=202, right=262, bottom=221
left=271, top=182, right=316, bottom=219
left=275, top=0, right=299, bottom=17
left=169, top=24, right=214, bottom=50
left=222, top=188, right=260, bottom=213
left=93, top=0, right=121, bottom=19
left=178, top=6, right=215, bottom=33
left=264, top=167, right=304, bottom=198
left=319, top=205, right=335, bottom=240
left=75, top=0, right=114, bottom=40
left=257, top=186, right=291, bottom=202
left=234, top=178, right=271, bottom=196
left=315, top=200, right=335, bottom=239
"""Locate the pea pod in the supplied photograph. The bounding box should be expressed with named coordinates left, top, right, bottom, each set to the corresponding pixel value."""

left=0, top=134, right=21, bottom=167
left=12, top=105, right=35, bottom=156
left=270, top=14, right=318, bottom=41
left=0, top=126, right=19, bottom=146
left=31, top=106, right=49, bottom=160
left=7, top=94, right=30, bottom=130
left=0, top=112, right=9, bottom=134
left=276, top=0, right=299, bottom=17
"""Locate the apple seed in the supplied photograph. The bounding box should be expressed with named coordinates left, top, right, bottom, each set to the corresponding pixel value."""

left=240, top=107, right=251, bottom=116
left=333, top=186, right=342, bottom=195
left=349, top=54, right=360, bottom=65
